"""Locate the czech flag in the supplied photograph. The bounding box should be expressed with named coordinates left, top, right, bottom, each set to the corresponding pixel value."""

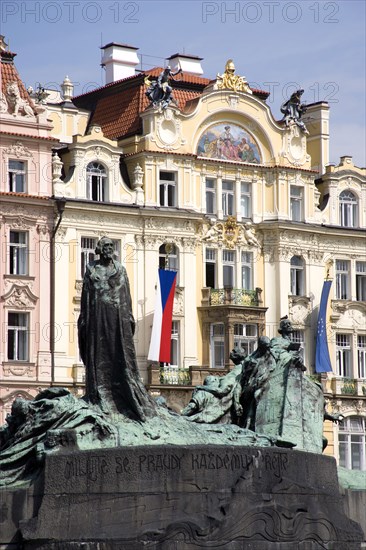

left=148, top=269, right=177, bottom=363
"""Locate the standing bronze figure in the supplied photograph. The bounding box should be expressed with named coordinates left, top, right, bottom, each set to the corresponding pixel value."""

left=78, top=236, right=156, bottom=421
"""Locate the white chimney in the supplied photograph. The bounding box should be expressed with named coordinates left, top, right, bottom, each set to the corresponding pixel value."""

left=101, top=42, right=139, bottom=84
left=167, top=53, right=203, bottom=76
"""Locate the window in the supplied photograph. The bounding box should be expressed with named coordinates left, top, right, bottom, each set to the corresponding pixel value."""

left=290, top=329, right=305, bottom=360
left=358, top=336, right=366, bottom=379
left=205, top=178, right=216, bottom=214
left=222, top=180, right=234, bottom=216
left=339, top=190, right=358, bottom=228
left=7, top=312, right=29, bottom=361
left=290, top=256, right=304, bottom=296
left=159, top=171, right=176, bottom=207
left=9, top=160, right=26, bottom=193
left=205, top=248, right=216, bottom=288
left=159, top=244, right=179, bottom=274
left=170, top=321, right=180, bottom=368
left=240, top=182, right=251, bottom=218
left=81, top=237, right=96, bottom=277
left=87, top=162, right=107, bottom=202
left=339, top=416, right=366, bottom=470
left=211, top=323, right=225, bottom=368
left=336, top=334, right=352, bottom=377
left=223, top=250, right=235, bottom=287
left=241, top=251, right=253, bottom=290
left=9, top=231, right=28, bottom=275
left=335, top=260, right=350, bottom=299
left=356, top=261, right=366, bottom=302
left=234, top=324, right=257, bottom=357
left=290, top=186, right=303, bottom=222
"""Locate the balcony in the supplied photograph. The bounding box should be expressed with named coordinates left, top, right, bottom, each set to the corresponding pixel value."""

left=329, top=376, right=366, bottom=397
left=201, top=287, right=262, bottom=307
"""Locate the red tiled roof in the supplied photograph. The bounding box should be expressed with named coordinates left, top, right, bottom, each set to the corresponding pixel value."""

left=0, top=57, right=36, bottom=114
left=0, top=130, right=59, bottom=142
left=0, top=191, right=50, bottom=200
left=73, top=67, right=269, bottom=142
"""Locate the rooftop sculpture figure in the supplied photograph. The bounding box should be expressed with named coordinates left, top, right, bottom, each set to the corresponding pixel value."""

left=145, top=65, right=182, bottom=109
left=216, top=59, right=252, bottom=94
left=280, top=89, right=309, bottom=134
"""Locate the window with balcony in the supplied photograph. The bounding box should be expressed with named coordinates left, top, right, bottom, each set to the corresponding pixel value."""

left=9, top=231, right=28, bottom=275
left=335, top=260, right=350, bottom=299
left=339, top=190, right=358, bottom=228
left=87, top=162, right=107, bottom=202
left=223, top=250, right=235, bottom=287
left=159, top=171, right=176, bottom=207
left=234, top=323, right=257, bottom=357
left=240, top=182, right=251, bottom=218
left=222, top=180, right=234, bottom=216
left=7, top=312, right=29, bottom=361
left=336, top=333, right=352, bottom=377
left=241, top=251, right=253, bottom=290
left=210, top=323, right=225, bottom=368
left=205, top=178, right=216, bottom=214
left=290, top=256, right=305, bottom=296
left=290, top=186, right=304, bottom=221
left=356, top=261, right=366, bottom=302
left=357, top=335, right=366, bottom=379
left=9, top=160, right=26, bottom=193
left=339, top=416, right=366, bottom=470
left=205, top=248, right=216, bottom=288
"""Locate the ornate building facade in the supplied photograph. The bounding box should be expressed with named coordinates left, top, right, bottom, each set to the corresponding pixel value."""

left=1, top=41, right=365, bottom=471
left=0, top=40, right=56, bottom=423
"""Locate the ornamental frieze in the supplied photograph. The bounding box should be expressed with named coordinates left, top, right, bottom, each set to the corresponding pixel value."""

left=4, top=141, right=33, bottom=158
left=2, top=284, right=38, bottom=309
left=201, top=217, right=261, bottom=249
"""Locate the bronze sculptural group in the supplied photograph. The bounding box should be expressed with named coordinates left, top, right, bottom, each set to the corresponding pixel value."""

left=0, top=239, right=340, bottom=487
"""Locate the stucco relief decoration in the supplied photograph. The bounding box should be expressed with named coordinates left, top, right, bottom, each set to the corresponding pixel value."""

left=173, top=287, right=184, bottom=316
left=281, top=122, right=310, bottom=167
left=155, top=109, right=185, bottom=151
left=6, top=82, right=34, bottom=118
left=288, top=297, right=311, bottom=324
left=4, top=141, right=32, bottom=159
left=202, top=217, right=260, bottom=249
left=197, top=123, right=260, bottom=163
left=215, top=59, right=252, bottom=94
left=2, top=284, right=38, bottom=309
left=330, top=301, right=366, bottom=327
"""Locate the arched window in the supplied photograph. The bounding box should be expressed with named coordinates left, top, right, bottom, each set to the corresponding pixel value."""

left=339, top=190, right=358, bottom=227
left=159, top=244, right=179, bottom=282
left=290, top=256, right=305, bottom=296
left=338, top=416, right=366, bottom=470
left=86, top=162, right=107, bottom=202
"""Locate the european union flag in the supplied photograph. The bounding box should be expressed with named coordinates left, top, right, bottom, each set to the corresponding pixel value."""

left=315, top=280, right=333, bottom=373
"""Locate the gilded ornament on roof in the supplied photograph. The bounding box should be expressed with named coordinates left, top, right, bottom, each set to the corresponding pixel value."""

left=216, top=59, right=252, bottom=94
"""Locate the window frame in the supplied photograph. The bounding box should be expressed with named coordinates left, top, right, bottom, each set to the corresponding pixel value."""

left=240, top=182, right=251, bottom=218
left=356, top=261, right=366, bottom=302
left=8, top=159, right=26, bottom=193
left=222, top=180, right=234, bottom=217
left=336, top=333, right=352, bottom=378
left=335, top=260, right=350, bottom=300
left=7, top=312, right=29, bottom=362
left=86, top=162, right=108, bottom=202
left=241, top=251, right=253, bottom=290
left=205, top=248, right=217, bottom=288
left=9, top=230, right=28, bottom=275
left=290, top=185, right=304, bottom=222
left=222, top=249, right=235, bottom=288
left=290, top=256, right=305, bottom=296
left=205, top=178, right=216, bottom=215
left=338, top=416, right=366, bottom=471
left=210, top=322, right=225, bottom=368
left=357, top=335, right=366, bottom=379
left=339, top=190, right=358, bottom=228
left=233, top=323, right=258, bottom=357
left=159, top=171, right=177, bottom=207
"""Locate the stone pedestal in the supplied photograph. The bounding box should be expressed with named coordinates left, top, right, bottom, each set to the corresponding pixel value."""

left=9, top=445, right=363, bottom=549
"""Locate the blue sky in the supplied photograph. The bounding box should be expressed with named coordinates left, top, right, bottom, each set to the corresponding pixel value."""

left=2, top=0, right=365, bottom=167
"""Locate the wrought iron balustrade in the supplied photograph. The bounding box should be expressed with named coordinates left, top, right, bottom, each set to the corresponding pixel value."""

left=159, top=365, right=191, bottom=385
left=209, top=287, right=261, bottom=306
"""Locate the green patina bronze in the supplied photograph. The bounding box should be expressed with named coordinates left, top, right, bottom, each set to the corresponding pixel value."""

left=0, top=239, right=347, bottom=487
